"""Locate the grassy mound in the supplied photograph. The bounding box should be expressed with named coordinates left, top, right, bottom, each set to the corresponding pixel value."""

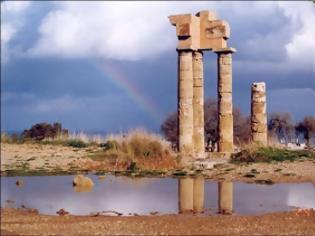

left=231, top=146, right=315, bottom=163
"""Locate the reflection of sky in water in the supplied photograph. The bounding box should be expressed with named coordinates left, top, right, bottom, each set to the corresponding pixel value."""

left=1, top=175, right=314, bottom=216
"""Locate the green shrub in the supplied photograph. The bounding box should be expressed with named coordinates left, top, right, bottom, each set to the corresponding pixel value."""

left=66, top=139, right=87, bottom=148
left=231, top=147, right=315, bottom=163
left=127, top=161, right=138, bottom=172
left=100, top=140, right=119, bottom=151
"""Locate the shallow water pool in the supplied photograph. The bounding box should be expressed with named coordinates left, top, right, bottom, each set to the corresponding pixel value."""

left=1, top=175, right=314, bottom=216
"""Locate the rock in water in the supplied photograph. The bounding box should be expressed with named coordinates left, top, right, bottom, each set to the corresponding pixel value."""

left=72, top=175, right=94, bottom=187
left=15, top=180, right=24, bottom=187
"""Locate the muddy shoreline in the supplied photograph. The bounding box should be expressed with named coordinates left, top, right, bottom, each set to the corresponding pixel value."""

left=1, top=143, right=315, bottom=184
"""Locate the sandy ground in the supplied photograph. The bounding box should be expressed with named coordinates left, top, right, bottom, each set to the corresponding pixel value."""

left=1, top=207, right=315, bottom=236
left=0, top=143, right=89, bottom=171
left=1, top=143, right=315, bottom=183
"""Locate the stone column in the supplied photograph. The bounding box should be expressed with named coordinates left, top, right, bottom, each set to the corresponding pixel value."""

left=178, top=50, right=194, bottom=155
left=214, top=48, right=236, bottom=153
left=218, top=182, right=233, bottom=215
left=193, top=50, right=205, bottom=159
left=251, top=82, right=267, bottom=145
left=193, top=176, right=204, bottom=213
left=178, top=177, right=194, bottom=213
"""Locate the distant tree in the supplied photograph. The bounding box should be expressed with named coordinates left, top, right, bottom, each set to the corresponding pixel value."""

left=161, top=112, right=177, bottom=146
left=295, top=116, right=315, bottom=147
left=268, top=112, right=295, bottom=143
left=22, top=122, right=68, bottom=141
left=204, top=98, right=218, bottom=150
left=161, top=98, right=250, bottom=149
left=234, top=108, right=251, bottom=146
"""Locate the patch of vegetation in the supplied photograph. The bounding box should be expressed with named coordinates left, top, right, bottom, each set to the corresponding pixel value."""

left=127, top=161, right=138, bottom=172
left=100, top=140, right=119, bottom=151
left=282, top=173, right=296, bottom=176
left=1, top=133, right=26, bottom=144
left=244, top=173, right=256, bottom=178
left=66, top=139, right=88, bottom=148
left=231, top=147, right=315, bottom=163
left=224, top=168, right=235, bottom=172
left=250, top=169, right=260, bottom=174
left=15, top=162, right=30, bottom=170
left=254, top=179, right=274, bottom=185
left=172, top=170, right=187, bottom=176
left=22, top=122, right=68, bottom=141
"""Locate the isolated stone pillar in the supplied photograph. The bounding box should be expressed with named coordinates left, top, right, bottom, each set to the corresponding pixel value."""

left=193, top=176, right=204, bottom=213
left=218, top=182, right=233, bottom=214
left=251, top=82, right=267, bottom=145
left=215, top=48, right=236, bottom=153
left=193, top=50, right=205, bottom=159
left=178, top=50, right=194, bottom=155
left=178, top=177, right=194, bottom=213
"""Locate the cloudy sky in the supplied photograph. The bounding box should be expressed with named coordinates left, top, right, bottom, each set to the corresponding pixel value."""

left=1, top=1, right=314, bottom=133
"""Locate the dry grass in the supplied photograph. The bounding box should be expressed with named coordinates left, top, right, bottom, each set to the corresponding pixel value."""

left=87, top=129, right=176, bottom=170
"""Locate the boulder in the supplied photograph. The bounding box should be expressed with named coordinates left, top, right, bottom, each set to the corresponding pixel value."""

left=72, top=175, right=94, bottom=188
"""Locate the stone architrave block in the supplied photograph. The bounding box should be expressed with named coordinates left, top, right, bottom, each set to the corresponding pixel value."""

left=169, top=14, right=200, bottom=50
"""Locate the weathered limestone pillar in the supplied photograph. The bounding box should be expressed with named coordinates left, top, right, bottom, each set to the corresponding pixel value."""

left=218, top=182, right=233, bottom=214
left=193, top=176, right=204, bottom=213
left=178, top=177, right=194, bottom=213
left=214, top=48, right=236, bottom=153
left=193, top=50, right=205, bottom=159
left=251, top=82, right=267, bottom=145
left=178, top=50, right=194, bottom=155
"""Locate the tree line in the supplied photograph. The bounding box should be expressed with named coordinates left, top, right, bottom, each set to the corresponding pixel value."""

left=161, top=98, right=315, bottom=148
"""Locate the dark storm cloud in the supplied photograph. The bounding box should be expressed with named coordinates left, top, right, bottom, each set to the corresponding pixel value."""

left=2, top=58, right=123, bottom=99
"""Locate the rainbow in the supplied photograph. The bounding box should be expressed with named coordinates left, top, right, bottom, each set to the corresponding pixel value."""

left=96, top=61, right=163, bottom=125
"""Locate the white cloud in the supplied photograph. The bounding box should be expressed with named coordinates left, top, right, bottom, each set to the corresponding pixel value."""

left=277, top=2, right=315, bottom=69
left=1, top=1, right=31, bottom=62
left=28, top=2, right=177, bottom=60
left=1, top=23, right=16, bottom=44
left=27, top=1, right=230, bottom=60
left=1, top=1, right=313, bottom=66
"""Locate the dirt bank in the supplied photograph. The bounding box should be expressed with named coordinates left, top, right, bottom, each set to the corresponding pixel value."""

left=1, top=207, right=315, bottom=235
left=1, top=143, right=315, bottom=183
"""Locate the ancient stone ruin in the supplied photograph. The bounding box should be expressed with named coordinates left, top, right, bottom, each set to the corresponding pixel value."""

left=169, top=11, right=235, bottom=158
left=251, top=82, right=267, bottom=145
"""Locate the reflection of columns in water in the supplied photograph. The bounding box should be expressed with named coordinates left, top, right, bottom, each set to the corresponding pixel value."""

left=178, top=177, right=204, bottom=213
left=193, top=176, right=204, bottom=213
left=178, top=177, right=194, bottom=213
left=218, top=182, right=233, bottom=214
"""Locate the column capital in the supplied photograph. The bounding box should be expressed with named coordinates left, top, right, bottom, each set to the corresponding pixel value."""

left=214, top=47, right=236, bottom=54
left=176, top=48, right=195, bottom=53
